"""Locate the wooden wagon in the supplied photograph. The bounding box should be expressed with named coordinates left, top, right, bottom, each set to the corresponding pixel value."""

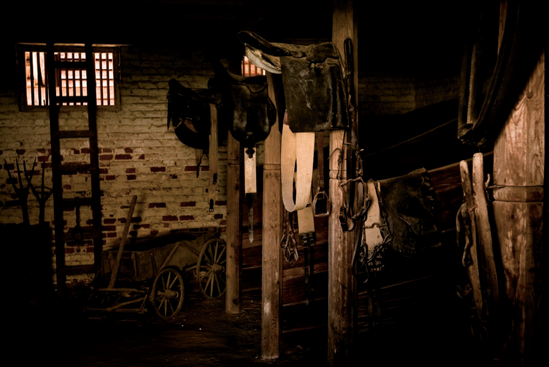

left=84, top=230, right=227, bottom=319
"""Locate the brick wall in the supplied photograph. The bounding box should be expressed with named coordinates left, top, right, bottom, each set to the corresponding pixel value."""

left=359, top=69, right=459, bottom=117
left=0, top=44, right=229, bottom=285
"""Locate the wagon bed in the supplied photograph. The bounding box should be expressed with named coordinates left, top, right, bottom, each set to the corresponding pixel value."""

left=85, top=230, right=227, bottom=319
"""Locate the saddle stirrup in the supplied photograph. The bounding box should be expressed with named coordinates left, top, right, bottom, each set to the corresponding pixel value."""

left=313, top=131, right=330, bottom=217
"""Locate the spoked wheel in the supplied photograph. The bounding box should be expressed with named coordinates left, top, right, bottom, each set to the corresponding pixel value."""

left=150, top=268, right=184, bottom=319
left=196, top=237, right=227, bottom=298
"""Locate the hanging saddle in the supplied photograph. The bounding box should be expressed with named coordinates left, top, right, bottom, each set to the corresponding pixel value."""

left=238, top=31, right=349, bottom=133
left=353, top=168, right=442, bottom=282
left=167, top=78, right=221, bottom=150
left=210, top=61, right=276, bottom=157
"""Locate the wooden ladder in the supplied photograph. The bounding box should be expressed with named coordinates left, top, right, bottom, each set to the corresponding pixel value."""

left=46, top=43, right=102, bottom=296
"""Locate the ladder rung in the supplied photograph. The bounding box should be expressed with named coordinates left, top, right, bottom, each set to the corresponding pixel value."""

left=58, top=162, right=96, bottom=174
left=53, top=61, right=89, bottom=69
left=54, top=130, right=96, bottom=139
left=54, top=96, right=91, bottom=104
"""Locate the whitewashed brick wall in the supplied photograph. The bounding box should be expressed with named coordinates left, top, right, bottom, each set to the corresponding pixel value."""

left=0, top=44, right=228, bottom=285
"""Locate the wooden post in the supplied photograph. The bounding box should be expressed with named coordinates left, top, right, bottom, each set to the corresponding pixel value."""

left=225, top=133, right=242, bottom=314
left=261, top=72, right=283, bottom=360
left=492, top=51, right=544, bottom=367
left=329, top=1, right=358, bottom=365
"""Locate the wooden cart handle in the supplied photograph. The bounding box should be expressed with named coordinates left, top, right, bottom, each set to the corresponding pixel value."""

left=108, top=195, right=138, bottom=289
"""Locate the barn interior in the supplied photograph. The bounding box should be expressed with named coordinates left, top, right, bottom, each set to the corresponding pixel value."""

left=0, top=1, right=544, bottom=366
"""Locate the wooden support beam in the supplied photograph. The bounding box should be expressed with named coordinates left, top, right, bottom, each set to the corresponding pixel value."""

left=492, top=51, right=544, bottom=367
left=329, top=1, right=358, bottom=366
left=225, top=133, right=242, bottom=314
left=261, top=72, right=283, bottom=360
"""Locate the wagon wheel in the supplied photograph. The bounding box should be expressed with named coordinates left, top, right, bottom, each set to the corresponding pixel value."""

left=196, top=237, right=227, bottom=298
left=150, top=268, right=184, bottom=319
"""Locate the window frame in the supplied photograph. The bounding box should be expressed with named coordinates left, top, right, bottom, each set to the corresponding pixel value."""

left=16, top=43, right=121, bottom=112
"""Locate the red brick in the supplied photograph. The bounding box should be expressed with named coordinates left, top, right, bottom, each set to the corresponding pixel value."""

left=73, top=149, right=80, bottom=154
left=81, top=148, right=90, bottom=154
left=100, top=154, right=113, bottom=161
left=16, top=149, right=25, bottom=155
left=170, top=174, right=178, bottom=179
left=104, top=218, right=116, bottom=224
left=103, top=225, right=116, bottom=231
left=37, top=148, right=47, bottom=154
left=179, top=215, right=194, bottom=221
left=149, top=202, right=166, bottom=208
left=38, top=155, right=49, bottom=162
left=220, top=220, right=227, bottom=226
left=139, top=154, right=145, bottom=160
left=99, top=168, right=108, bottom=174
left=180, top=201, right=196, bottom=207
left=131, top=217, right=142, bottom=223
left=127, top=175, right=136, bottom=180
left=184, top=166, right=197, bottom=171
left=215, top=200, right=227, bottom=206
left=124, top=148, right=133, bottom=153
left=100, top=148, right=113, bottom=153
left=63, top=184, right=71, bottom=190
left=118, top=218, right=126, bottom=224
left=201, top=166, right=209, bottom=171
left=115, top=154, right=132, bottom=160
left=213, top=214, right=223, bottom=219
left=126, top=168, right=136, bottom=173
left=106, top=175, right=116, bottom=180
left=65, top=248, right=75, bottom=254
left=150, top=166, right=166, bottom=172
left=150, top=230, right=159, bottom=236
left=163, top=215, right=178, bottom=221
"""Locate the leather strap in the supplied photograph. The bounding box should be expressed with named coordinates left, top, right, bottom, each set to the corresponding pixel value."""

left=207, top=104, right=218, bottom=211
left=244, top=147, right=257, bottom=243
left=281, top=111, right=315, bottom=212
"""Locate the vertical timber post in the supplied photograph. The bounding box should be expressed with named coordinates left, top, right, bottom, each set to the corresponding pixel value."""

left=329, top=0, right=358, bottom=366
left=492, top=51, right=544, bottom=367
left=261, top=72, right=283, bottom=359
left=226, top=133, right=242, bottom=314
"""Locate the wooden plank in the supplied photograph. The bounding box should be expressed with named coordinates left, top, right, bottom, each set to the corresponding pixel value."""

left=261, top=72, right=283, bottom=360
left=225, top=132, right=242, bottom=314
left=492, top=51, right=544, bottom=367
left=459, top=161, right=484, bottom=320
left=472, top=153, right=500, bottom=316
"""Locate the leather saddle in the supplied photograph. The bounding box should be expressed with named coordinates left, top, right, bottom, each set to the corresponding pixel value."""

left=238, top=31, right=349, bottom=133
left=210, top=61, right=276, bottom=157
left=353, top=168, right=441, bottom=282
left=167, top=78, right=221, bottom=151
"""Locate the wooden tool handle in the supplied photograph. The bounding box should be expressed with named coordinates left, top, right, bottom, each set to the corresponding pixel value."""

left=108, top=195, right=138, bottom=289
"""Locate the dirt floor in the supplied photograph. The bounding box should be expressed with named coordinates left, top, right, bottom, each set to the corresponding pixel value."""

left=11, top=283, right=494, bottom=367
left=13, top=288, right=331, bottom=367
